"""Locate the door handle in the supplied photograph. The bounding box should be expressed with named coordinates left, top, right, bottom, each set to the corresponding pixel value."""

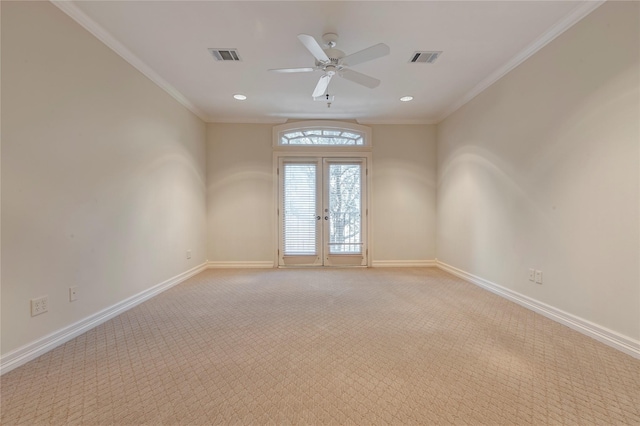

left=324, top=216, right=328, bottom=220
left=316, top=216, right=321, bottom=220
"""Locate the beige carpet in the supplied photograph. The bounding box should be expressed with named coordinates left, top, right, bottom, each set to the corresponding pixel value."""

left=1, top=268, right=639, bottom=425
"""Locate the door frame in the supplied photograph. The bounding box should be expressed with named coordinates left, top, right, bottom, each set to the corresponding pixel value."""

left=273, top=151, right=373, bottom=267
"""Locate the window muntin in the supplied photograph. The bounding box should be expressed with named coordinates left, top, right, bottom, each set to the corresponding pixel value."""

left=274, top=121, right=371, bottom=149
left=280, top=128, right=364, bottom=146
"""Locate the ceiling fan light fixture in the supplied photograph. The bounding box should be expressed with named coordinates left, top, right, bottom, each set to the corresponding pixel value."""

left=233, top=94, right=247, bottom=101
left=400, top=96, right=414, bottom=102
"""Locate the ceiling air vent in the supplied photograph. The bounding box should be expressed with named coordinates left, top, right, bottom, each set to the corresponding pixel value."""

left=208, top=48, right=242, bottom=61
left=410, top=51, right=442, bottom=64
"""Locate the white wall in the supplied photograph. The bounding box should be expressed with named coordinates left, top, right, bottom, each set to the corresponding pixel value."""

left=437, top=1, right=639, bottom=340
left=1, top=2, right=207, bottom=356
left=206, top=123, right=437, bottom=263
left=371, top=125, right=437, bottom=261
left=206, top=124, right=274, bottom=262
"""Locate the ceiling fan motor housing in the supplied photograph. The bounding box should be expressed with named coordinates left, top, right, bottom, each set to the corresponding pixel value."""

left=324, top=48, right=345, bottom=63
left=324, top=65, right=338, bottom=76
left=316, top=52, right=344, bottom=76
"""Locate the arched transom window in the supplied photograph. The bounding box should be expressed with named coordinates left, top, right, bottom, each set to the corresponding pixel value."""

left=280, top=128, right=364, bottom=146
left=274, top=121, right=371, bottom=148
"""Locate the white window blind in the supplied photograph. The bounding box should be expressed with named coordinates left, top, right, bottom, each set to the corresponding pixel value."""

left=282, top=163, right=317, bottom=255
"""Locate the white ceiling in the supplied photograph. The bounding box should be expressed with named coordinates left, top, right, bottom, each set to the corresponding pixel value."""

left=54, top=1, right=602, bottom=124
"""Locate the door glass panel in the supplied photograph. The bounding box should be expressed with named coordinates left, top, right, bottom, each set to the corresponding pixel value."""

left=282, top=163, right=317, bottom=255
left=328, top=163, right=362, bottom=254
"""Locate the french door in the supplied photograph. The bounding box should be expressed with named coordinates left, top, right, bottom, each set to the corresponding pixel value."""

left=278, top=157, right=367, bottom=267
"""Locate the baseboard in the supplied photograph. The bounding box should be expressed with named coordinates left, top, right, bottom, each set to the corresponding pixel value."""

left=208, top=261, right=275, bottom=269
left=0, top=262, right=208, bottom=375
left=209, top=260, right=435, bottom=268
left=372, top=260, right=437, bottom=268
left=436, top=260, right=640, bottom=359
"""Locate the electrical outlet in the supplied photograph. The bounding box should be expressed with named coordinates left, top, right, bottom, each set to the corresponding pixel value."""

left=535, top=270, right=543, bottom=284
left=31, top=296, right=49, bottom=316
left=528, top=268, right=535, bottom=281
left=186, top=250, right=192, bottom=259
left=69, top=286, right=78, bottom=302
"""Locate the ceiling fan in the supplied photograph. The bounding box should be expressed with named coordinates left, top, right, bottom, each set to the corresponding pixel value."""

left=269, top=33, right=390, bottom=98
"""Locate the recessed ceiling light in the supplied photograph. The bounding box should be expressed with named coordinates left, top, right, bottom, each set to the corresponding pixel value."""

left=400, top=96, right=414, bottom=102
left=233, top=94, right=247, bottom=101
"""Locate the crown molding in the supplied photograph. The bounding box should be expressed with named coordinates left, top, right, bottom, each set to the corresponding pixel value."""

left=50, top=0, right=208, bottom=122
left=436, top=0, right=606, bottom=123
left=206, top=117, right=440, bottom=125
left=206, top=117, right=288, bottom=124
left=357, top=118, right=439, bottom=125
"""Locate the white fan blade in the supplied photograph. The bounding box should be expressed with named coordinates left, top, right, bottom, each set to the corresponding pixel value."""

left=298, top=34, right=330, bottom=63
left=269, top=67, right=315, bottom=73
left=340, top=69, right=380, bottom=89
left=312, top=74, right=333, bottom=98
left=340, top=43, right=390, bottom=67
